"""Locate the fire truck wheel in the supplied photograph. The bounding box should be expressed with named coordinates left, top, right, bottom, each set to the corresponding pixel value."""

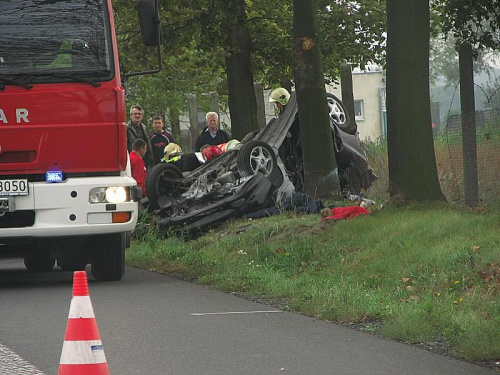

left=57, top=238, right=88, bottom=271
left=24, top=250, right=55, bottom=272
left=58, top=257, right=87, bottom=272
left=91, top=233, right=125, bottom=281
left=60, top=263, right=87, bottom=272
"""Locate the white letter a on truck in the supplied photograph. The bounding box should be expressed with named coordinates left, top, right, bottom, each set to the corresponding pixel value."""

left=0, top=109, right=7, bottom=123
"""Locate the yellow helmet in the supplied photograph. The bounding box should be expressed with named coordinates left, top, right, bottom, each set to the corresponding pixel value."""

left=269, top=87, right=290, bottom=106
left=163, top=143, right=183, bottom=160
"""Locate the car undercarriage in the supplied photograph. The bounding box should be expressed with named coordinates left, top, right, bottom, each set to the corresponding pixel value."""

left=145, top=92, right=377, bottom=235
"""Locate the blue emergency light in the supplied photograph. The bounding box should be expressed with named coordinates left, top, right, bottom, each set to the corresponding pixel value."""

left=46, top=171, right=63, bottom=183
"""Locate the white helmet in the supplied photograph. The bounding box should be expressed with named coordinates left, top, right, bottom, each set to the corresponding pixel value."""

left=224, top=139, right=241, bottom=152
left=269, top=87, right=290, bottom=106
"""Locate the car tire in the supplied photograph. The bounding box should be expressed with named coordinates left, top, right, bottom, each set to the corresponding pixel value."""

left=145, top=163, right=183, bottom=210
left=237, top=140, right=282, bottom=186
left=90, top=233, right=126, bottom=281
left=327, top=93, right=356, bottom=135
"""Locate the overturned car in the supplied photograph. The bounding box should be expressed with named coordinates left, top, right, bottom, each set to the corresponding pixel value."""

left=145, top=92, right=376, bottom=234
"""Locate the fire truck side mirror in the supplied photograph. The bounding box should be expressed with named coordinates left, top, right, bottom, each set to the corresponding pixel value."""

left=137, top=0, right=161, bottom=47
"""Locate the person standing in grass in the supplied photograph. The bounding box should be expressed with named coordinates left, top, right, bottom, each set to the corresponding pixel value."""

left=130, top=139, right=148, bottom=197
left=127, top=104, right=155, bottom=168
left=150, top=115, right=175, bottom=165
left=195, top=112, right=231, bottom=152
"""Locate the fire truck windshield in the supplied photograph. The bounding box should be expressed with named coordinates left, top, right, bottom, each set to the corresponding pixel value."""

left=0, top=0, right=113, bottom=83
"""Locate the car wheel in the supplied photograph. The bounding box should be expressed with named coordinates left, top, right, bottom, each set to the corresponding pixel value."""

left=237, top=140, right=282, bottom=186
left=90, top=233, right=126, bottom=281
left=145, top=163, right=183, bottom=210
left=327, top=93, right=356, bottom=135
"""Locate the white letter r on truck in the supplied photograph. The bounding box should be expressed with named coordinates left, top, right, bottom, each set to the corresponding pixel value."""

left=17, top=109, right=29, bottom=123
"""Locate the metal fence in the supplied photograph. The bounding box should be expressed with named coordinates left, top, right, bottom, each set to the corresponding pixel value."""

left=365, top=108, right=500, bottom=207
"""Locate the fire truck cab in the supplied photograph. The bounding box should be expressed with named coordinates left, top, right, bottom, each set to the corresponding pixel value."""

left=0, top=0, right=160, bottom=281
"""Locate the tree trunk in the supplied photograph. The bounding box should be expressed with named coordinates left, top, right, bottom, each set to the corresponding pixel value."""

left=386, top=0, right=445, bottom=202
left=280, top=78, right=293, bottom=95
left=188, top=94, right=199, bottom=152
left=254, top=83, right=267, bottom=129
left=168, top=107, right=181, bottom=146
left=293, top=0, right=339, bottom=199
left=223, top=0, right=259, bottom=141
left=209, top=91, right=219, bottom=116
left=459, top=42, right=479, bottom=207
left=340, top=64, right=356, bottom=132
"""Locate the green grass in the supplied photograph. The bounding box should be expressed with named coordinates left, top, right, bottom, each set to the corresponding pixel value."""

left=127, top=204, right=500, bottom=362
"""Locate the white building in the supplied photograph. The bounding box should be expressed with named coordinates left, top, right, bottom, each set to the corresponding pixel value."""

left=326, top=69, right=385, bottom=141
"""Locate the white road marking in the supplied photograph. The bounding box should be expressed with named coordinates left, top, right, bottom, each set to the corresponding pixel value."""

left=0, top=342, right=46, bottom=374
left=191, top=310, right=283, bottom=316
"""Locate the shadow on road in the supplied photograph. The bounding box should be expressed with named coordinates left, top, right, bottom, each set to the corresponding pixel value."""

left=0, top=257, right=76, bottom=289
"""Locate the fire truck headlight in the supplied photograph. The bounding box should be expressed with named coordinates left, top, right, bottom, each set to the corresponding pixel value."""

left=89, top=187, right=129, bottom=203
left=105, top=186, right=128, bottom=203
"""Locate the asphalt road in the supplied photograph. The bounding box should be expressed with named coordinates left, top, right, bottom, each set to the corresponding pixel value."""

left=0, top=258, right=495, bottom=375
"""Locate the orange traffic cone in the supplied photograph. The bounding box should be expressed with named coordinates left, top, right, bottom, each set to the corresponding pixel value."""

left=58, top=271, right=110, bottom=375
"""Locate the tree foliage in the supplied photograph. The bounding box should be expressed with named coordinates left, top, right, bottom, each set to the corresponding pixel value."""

left=247, top=0, right=386, bottom=85
left=429, top=1, right=500, bottom=88
left=429, top=35, right=497, bottom=87
left=433, top=0, right=500, bottom=52
left=112, top=0, right=387, bottom=126
left=113, top=0, right=226, bottom=128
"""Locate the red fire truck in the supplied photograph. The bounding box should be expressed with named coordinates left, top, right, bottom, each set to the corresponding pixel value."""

left=0, top=0, right=160, bottom=280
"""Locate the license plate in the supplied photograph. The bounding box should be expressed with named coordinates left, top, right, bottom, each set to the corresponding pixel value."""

left=0, top=179, right=29, bottom=195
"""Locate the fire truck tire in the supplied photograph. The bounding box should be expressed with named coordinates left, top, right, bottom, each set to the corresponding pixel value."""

left=58, top=259, right=87, bottom=272
left=57, top=238, right=88, bottom=271
left=91, top=233, right=125, bottom=281
left=24, top=250, right=55, bottom=272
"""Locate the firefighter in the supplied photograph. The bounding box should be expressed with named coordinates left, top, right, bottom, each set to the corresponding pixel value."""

left=268, top=87, right=291, bottom=114
left=162, top=143, right=204, bottom=172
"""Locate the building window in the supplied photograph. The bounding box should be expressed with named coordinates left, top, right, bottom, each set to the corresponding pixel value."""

left=354, top=99, right=364, bottom=120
